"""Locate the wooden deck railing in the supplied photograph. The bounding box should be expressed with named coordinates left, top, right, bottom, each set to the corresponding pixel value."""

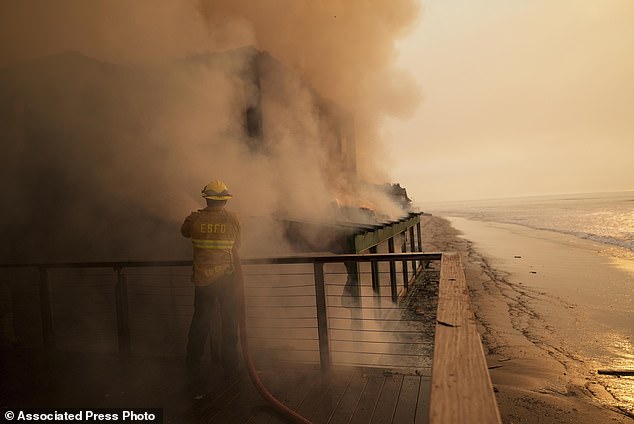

left=430, top=253, right=502, bottom=424
left=0, top=253, right=440, bottom=368
left=1, top=251, right=501, bottom=423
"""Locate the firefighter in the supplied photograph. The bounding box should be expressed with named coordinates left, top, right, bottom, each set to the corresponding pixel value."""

left=181, top=180, right=241, bottom=398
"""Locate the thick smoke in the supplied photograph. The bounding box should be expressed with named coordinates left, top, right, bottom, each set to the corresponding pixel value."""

left=195, top=0, right=422, bottom=176
left=0, top=1, right=421, bottom=261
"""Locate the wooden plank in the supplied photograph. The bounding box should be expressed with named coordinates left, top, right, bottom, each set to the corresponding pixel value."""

left=415, top=377, right=431, bottom=424
left=370, top=374, right=403, bottom=424
left=181, top=380, right=242, bottom=423
left=306, top=371, right=354, bottom=424
left=266, top=369, right=321, bottom=424
left=392, top=375, right=420, bottom=424
left=429, top=253, right=502, bottom=424
left=296, top=379, right=329, bottom=419
left=211, top=379, right=271, bottom=424
left=328, top=372, right=369, bottom=424
left=202, top=388, right=244, bottom=424
left=349, top=374, right=384, bottom=424
left=244, top=369, right=309, bottom=424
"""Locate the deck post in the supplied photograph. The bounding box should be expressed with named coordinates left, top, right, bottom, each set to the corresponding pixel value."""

left=38, top=266, right=55, bottom=350
left=409, top=227, right=417, bottom=273
left=401, top=232, right=409, bottom=289
left=115, top=267, right=131, bottom=356
left=369, top=246, right=380, bottom=293
left=388, top=237, right=397, bottom=302
left=416, top=222, right=423, bottom=253
left=313, top=262, right=331, bottom=373
left=350, top=236, right=363, bottom=298
left=417, top=221, right=427, bottom=269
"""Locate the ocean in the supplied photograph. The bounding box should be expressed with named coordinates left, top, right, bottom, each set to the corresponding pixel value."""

left=429, top=190, right=634, bottom=258
left=426, top=190, right=634, bottom=417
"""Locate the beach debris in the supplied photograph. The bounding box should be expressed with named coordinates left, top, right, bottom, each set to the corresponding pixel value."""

left=597, top=369, right=634, bottom=377
left=514, top=255, right=522, bottom=259
left=487, top=365, right=503, bottom=370
left=437, top=320, right=458, bottom=328
left=530, top=271, right=537, bottom=274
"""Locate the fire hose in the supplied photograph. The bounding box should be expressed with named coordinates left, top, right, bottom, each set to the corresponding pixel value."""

left=234, top=253, right=312, bottom=424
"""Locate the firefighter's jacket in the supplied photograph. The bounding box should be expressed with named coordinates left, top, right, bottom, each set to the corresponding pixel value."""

left=181, top=205, right=241, bottom=285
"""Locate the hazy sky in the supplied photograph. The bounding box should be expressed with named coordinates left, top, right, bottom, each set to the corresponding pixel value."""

left=384, top=0, right=634, bottom=204
left=2, top=1, right=632, bottom=208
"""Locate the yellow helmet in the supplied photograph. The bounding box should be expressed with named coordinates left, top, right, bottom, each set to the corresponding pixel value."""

left=201, top=180, right=233, bottom=200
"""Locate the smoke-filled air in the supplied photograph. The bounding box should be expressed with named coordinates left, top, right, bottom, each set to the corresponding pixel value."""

left=0, top=0, right=421, bottom=262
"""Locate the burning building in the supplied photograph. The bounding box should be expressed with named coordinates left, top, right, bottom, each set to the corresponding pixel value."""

left=180, top=46, right=357, bottom=175
left=0, top=47, right=410, bottom=263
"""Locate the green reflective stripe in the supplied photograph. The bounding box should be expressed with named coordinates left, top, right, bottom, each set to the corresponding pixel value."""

left=192, top=239, right=235, bottom=249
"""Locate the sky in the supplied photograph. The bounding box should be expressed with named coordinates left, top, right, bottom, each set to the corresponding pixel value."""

left=384, top=0, right=634, bottom=205
left=1, top=1, right=632, bottom=210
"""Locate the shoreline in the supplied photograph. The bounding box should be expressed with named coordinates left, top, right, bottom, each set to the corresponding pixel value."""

left=421, top=215, right=633, bottom=423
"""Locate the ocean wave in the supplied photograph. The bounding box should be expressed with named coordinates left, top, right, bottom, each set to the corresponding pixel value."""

left=511, top=223, right=634, bottom=253
left=434, top=192, right=634, bottom=255
left=568, top=231, right=634, bottom=251
left=451, top=213, right=634, bottom=253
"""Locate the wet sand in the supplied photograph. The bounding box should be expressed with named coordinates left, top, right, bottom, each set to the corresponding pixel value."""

left=421, top=215, right=633, bottom=423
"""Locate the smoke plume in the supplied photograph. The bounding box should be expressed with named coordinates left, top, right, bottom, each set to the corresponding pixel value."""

left=0, top=1, right=421, bottom=261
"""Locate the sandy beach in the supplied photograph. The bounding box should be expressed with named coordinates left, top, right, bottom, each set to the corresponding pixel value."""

left=421, top=215, right=633, bottom=424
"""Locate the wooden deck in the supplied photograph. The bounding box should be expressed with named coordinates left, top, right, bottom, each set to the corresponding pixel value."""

left=179, top=366, right=430, bottom=424
left=0, top=252, right=501, bottom=423
left=0, top=350, right=431, bottom=424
